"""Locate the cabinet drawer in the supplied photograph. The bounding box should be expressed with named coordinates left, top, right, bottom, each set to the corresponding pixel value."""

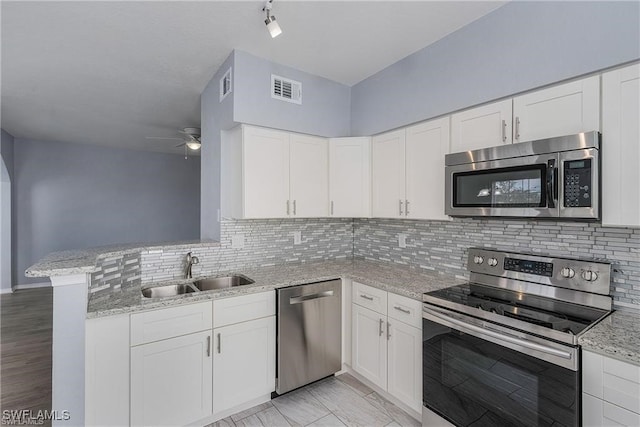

left=387, top=293, right=422, bottom=328
left=131, top=301, right=213, bottom=346
left=213, top=291, right=275, bottom=328
left=583, top=350, right=640, bottom=414
left=583, top=393, right=640, bottom=427
left=352, top=282, right=387, bottom=315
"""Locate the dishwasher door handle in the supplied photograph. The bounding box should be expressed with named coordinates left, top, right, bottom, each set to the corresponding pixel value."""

left=289, top=290, right=334, bottom=304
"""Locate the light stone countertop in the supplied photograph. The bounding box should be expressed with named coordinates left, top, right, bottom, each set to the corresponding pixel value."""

left=86, top=258, right=466, bottom=319
left=25, top=240, right=220, bottom=277
left=579, top=309, right=640, bottom=366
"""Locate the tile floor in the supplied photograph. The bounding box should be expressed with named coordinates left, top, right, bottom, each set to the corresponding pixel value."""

left=209, top=374, right=421, bottom=427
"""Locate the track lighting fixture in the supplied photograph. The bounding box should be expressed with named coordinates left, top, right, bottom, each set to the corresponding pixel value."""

left=263, top=0, right=282, bottom=38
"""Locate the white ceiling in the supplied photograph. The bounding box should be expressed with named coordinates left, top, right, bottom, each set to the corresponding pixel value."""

left=1, top=1, right=505, bottom=154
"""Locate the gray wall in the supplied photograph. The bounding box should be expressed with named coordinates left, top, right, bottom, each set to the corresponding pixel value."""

left=13, top=138, right=201, bottom=285
left=1, top=129, right=15, bottom=179
left=351, top=1, right=640, bottom=135
left=234, top=50, right=351, bottom=137
left=201, top=51, right=235, bottom=241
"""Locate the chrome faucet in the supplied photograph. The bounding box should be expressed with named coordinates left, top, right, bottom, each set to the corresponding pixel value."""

left=185, top=252, right=199, bottom=279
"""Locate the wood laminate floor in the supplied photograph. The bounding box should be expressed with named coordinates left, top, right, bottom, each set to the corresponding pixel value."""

left=0, top=287, right=53, bottom=425
left=211, top=374, right=421, bottom=427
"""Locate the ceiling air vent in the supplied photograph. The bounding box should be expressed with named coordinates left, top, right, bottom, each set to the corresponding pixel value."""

left=219, top=68, right=232, bottom=102
left=271, top=74, right=302, bottom=105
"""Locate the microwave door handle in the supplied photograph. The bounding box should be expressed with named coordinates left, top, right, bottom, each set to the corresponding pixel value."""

left=547, top=159, right=557, bottom=208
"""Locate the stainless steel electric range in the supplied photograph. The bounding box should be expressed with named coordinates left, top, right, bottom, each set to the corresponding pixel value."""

left=422, top=248, right=613, bottom=427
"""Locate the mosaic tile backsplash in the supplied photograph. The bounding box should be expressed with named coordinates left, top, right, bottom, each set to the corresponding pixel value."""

left=353, top=218, right=640, bottom=309
left=139, top=218, right=354, bottom=283
left=89, top=215, right=639, bottom=310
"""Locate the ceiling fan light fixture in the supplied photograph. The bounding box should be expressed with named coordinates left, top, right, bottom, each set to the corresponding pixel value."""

left=186, top=140, right=201, bottom=150
left=263, top=0, right=282, bottom=38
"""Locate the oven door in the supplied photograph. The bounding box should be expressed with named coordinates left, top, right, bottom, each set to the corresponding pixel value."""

left=423, top=304, right=579, bottom=427
left=445, top=153, right=559, bottom=218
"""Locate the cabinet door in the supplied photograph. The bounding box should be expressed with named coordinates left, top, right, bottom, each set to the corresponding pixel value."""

left=131, top=330, right=212, bottom=426
left=290, top=134, right=329, bottom=217
left=513, top=75, right=600, bottom=143
left=86, top=315, right=130, bottom=427
left=405, top=117, right=450, bottom=220
left=351, top=304, right=387, bottom=389
left=451, top=99, right=512, bottom=152
left=243, top=126, right=290, bottom=218
left=387, top=320, right=422, bottom=413
left=213, top=316, right=276, bottom=414
left=329, top=137, right=371, bottom=218
left=583, top=393, right=640, bottom=427
left=602, top=64, right=640, bottom=228
left=372, top=130, right=406, bottom=218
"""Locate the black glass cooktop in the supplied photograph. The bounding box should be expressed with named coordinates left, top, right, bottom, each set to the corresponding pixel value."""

left=425, top=283, right=609, bottom=337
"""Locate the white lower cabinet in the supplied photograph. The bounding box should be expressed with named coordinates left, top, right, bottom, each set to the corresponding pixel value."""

left=582, top=350, right=640, bottom=427
left=351, top=282, right=422, bottom=413
left=212, top=316, right=276, bottom=414
left=352, top=304, right=388, bottom=389
left=131, top=330, right=213, bottom=426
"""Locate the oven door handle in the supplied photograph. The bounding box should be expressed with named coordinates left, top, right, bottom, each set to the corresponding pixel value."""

left=424, top=307, right=572, bottom=360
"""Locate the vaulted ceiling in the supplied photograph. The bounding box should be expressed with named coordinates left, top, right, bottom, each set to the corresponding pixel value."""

left=1, top=1, right=505, bottom=154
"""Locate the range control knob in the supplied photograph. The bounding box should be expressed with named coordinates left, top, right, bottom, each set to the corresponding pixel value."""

left=473, top=256, right=484, bottom=265
left=581, top=270, right=598, bottom=282
left=561, top=267, right=576, bottom=279
left=487, top=257, right=499, bottom=267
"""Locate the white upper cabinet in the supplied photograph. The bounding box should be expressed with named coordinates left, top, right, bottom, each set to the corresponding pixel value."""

left=243, top=126, right=291, bottom=219
left=405, top=117, right=450, bottom=220
left=329, top=137, right=371, bottom=218
left=451, top=99, right=512, bottom=152
left=290, top=134, right=329, bottom=217
left=372, top=130, right=406, bottom=218
left=513, top=75, right=600, bottom=143
left=372, top=119, right=450, bottom=220
left=221, top=124, right=328, bottom=219
left=602, top=64, right=640, bottom=228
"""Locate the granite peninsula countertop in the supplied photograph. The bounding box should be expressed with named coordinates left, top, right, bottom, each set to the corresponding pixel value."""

left=25, top=240, right=220, bottom=277
left=87, top=259, right=466, bottom=319
left=579, top=309, right=640, bottom=366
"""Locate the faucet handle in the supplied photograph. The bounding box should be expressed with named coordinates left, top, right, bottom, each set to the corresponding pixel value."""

left=191, top=255, right=200, bottom=265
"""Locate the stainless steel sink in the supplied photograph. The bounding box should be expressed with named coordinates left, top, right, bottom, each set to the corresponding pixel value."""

left=141, top=283, right=198, bottom=298
left=192, top=275, right=254, bottom=291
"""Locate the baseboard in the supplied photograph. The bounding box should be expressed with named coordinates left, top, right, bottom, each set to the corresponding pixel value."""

left=0, top=287, right=13, bottom=294
left=13, top=282, right=51, bottom=291
left=186, top=393, right=272, bottom=426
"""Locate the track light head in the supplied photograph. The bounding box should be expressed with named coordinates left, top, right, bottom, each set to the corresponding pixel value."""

left=263, top=0, right=282, bottom=38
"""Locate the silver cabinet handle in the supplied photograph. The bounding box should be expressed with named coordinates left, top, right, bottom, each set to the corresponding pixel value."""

left=286, top=200, right=290, bottom=216
left=394, top=306, right=411, bottom=314
left=387, top=321, right=391, bottom=340
left=330, top=201, right=334, bottom=216
left=405, top=200, right=410, bottom=216
left=217, top=333, right=221, bottom=354
left=399, top=199, right=404, bottom=216
left=515, top=117, right=520, bottom=141
left=501, top=119, right=507, bottom=142
left=293, top=200, right=297, bottom=215
left=360, top=294, right=374, bottom=301
left=207, top=335, right=211, bottom=357
left=289, top=290, right=334, bottom=304
left=379, top=318, right=384, bottom=337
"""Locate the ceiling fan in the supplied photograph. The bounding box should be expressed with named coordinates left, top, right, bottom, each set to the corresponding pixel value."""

left=146, top=127, right=202, bottom=158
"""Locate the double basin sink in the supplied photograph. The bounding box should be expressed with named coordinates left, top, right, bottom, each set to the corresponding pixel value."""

left=141, top=275, right=254, bottom=299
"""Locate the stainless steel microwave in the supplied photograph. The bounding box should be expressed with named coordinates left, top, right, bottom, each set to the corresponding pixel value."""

left=445, top=132, right=600, bottom=219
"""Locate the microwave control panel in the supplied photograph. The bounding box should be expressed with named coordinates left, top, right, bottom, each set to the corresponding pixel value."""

left=564, top=159, right=592, bottom=208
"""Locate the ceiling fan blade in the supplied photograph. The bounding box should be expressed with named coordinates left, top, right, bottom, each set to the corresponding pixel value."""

left=146, top=136, right=183, bottom=141
left=175, top=142, right=186, bottom=148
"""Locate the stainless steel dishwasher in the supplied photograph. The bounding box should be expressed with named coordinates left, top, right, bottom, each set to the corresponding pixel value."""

left=276, top=279, right=342, bottom=395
